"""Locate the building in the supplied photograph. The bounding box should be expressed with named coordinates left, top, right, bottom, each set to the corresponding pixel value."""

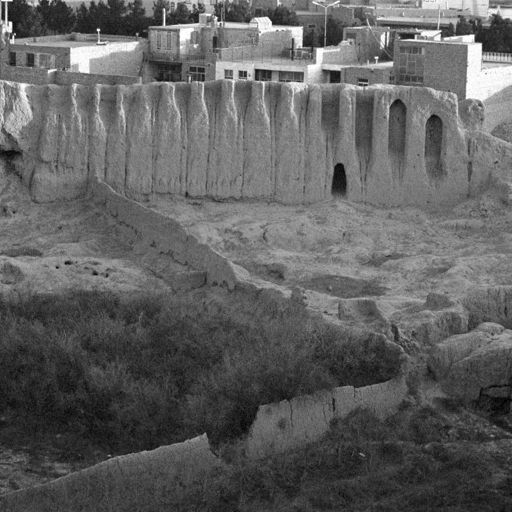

left=2, top=32, right=146, bottom=85
left=147, top=15, right=303, bottom=82
left=419, top=0, right=489, bottom=18
left=214, top=40, right=395, bottom=84
left=394, top=35, right=512, bottom=101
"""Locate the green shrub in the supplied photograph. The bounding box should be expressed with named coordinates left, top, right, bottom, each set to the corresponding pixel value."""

left=0, top=290, right=404, bottom=456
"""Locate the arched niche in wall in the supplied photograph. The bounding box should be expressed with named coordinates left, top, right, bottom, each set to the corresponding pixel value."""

left=388, top=99, right=406, bottom=180
left=332, top=163, right=347, bottom=197
left=425, top=114, right=445, bottom=180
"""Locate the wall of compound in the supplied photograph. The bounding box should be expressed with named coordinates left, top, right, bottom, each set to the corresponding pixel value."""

left=0, top=79, right=511, bottom=208
left=69, top=41, right=146, bottom=76
left=54, top=71, right=141, bottom=86
left=92, top=181, right=243, bottom=289
left=246, top=375, right=409, bottom=459
left=0, top=435, right=221, bottom=512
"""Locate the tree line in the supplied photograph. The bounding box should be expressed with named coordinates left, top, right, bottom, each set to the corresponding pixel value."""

left=8, top=0, right=301, bottom=39
left=442, top=14, right=512, bottom=53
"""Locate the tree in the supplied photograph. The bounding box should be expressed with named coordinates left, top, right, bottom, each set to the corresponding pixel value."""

left=215, top=0, right=251, bottom=23
left=169, top=2, right=192, bottom=24
left=104, top=0, right=127, bottom=34
left=324, top=17, right=346, bottom=46
left=88, top=0, right=110, bottom=32
left=153, top=0, right=170, bottom=25
left=75, top=2, right=94, bottom=32
left=442, top=23, right=455, bottom=38
left=11, top=0, right=46, bottom=37
left=456, top=16, right=473, bottom=36
left=476, top=14, right=512, bottom=52
left=126, top=0, right=148, bottom=35
left=46, top=0, right=76, bottom=34
left=190, top=3, right=205, bottom=23
left=267, top=6, right=299, bottom=26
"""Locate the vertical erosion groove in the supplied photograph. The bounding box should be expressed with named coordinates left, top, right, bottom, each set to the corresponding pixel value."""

left=425, top=114, right=444, bottom=181
left=355, top=90, right=373, bottom=182
left=105, top=85, right=127, bottom=194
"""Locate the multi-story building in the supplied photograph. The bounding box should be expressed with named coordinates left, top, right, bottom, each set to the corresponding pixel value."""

left=214, top=40, right=395, bottom=85
left=2, top=32, right=146, bottom=85
left=147, top=15, right=303, bottom=82
left=394, top=35, right=512, bottom=101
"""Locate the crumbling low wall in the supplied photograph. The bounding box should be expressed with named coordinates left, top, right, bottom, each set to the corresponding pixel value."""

left=245, top=375, right=409, bottom=459
left=0, top=435, right=221, bottom=512
left=92, top=181, right=247, bottom=290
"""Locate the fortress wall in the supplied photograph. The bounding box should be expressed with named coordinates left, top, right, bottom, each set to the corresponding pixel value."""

left=0, top=79, right=510, bottom=207
left=246, top=375, right=409, bottom=459
left=0, top=435, right=221, bottom=512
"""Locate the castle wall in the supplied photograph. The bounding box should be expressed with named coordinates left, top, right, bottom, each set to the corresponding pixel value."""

left=0, top=79, right=511, bottom=207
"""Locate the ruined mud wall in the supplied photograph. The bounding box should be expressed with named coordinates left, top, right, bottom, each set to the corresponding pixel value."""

left=246, top=375, right=408, bottom=459
left=1, top=79, right=512, bottom=207
left=0, top=435, right=221, bottom=512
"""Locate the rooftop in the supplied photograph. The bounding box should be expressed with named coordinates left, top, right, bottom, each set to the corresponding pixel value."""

left=13, top=34, right=139, bottom=48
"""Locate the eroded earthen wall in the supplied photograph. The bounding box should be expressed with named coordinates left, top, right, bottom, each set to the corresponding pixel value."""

left=1, top=79, right=511, bottom=207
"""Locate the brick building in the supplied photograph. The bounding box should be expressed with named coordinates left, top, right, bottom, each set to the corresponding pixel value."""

left=394, top=36, right=512, bottom=101
left=2, top=32, right=146, bottom=85
left=147, top=15, right=303, bottom=82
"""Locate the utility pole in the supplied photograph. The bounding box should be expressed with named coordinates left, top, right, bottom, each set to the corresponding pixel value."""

left=312, top=0, right=340, bottom=48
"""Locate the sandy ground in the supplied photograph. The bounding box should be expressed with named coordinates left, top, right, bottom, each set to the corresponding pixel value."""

left=149, top=188, right=512, bottom=317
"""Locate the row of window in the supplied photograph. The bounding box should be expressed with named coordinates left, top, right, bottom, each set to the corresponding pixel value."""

left=398, top=74, right=424, bottom=84
left=223, top=69, right=304, bottom=82
left=155, top=30, right=200, bottom=51
left=189, top=65, right=206, bottom=81
left=399, top=46, right=425, bottom=55
left=10, top=51, right=54, bottom=69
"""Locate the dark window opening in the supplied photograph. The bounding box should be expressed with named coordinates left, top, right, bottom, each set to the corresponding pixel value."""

left=9, top=52, right=16, bottom=66
left=332, top=163, right=347, bottom=197
left=26, top=53, right=35, bottom=67
left=329, top=70, right=341, bottom=83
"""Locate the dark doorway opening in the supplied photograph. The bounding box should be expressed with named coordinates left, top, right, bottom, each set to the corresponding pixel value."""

left=332, top=163, right=347, bottom=197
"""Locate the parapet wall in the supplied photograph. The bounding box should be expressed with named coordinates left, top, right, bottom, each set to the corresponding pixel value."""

left=1, top=79, right=511, bottom=208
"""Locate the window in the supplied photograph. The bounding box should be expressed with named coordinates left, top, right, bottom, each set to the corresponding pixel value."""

left=26, top=53, right=35, bottom=67
left=329, top=70, right=341, bottom=83
left=357, top=78, right=369, bottom=87
left=308, top=24, right=316, bottom=28
left=278, top=70, right=304, bottom=82
left=191, top=31, right=198, bottom=45
left=224, top=69, right=233, bottom=79
left=156, top=32, right=162, bottom=49
left=189, top=65, right=205, bottom=81
left=238, top=70, right=248, bottom=80
left=166, top=32, right=173, bottom=50
left=399, top=46, right=425, bottom=55
left=9, top=52, right=15, bottom=66
left=38, top=53, right=53, bottom=69
left=255, top=69, right=272, bottom=81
